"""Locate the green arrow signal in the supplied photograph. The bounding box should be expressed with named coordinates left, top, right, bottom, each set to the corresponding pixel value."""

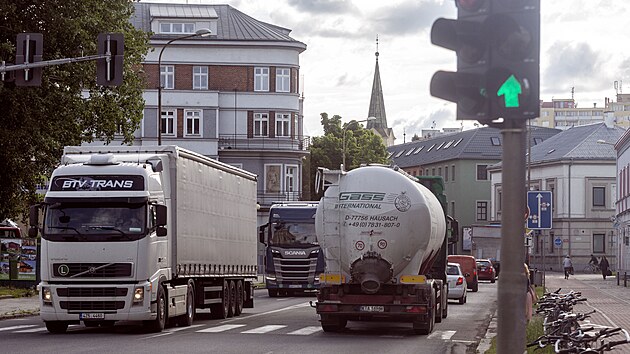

left=497, top=74, right=522, bottom=108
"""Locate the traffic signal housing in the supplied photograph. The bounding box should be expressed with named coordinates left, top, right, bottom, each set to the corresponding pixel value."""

left=96, top=33, right=124, bottom=86
left=430, top=0, right=540, bottom=123
left=15, top=33, right=43, bottom=86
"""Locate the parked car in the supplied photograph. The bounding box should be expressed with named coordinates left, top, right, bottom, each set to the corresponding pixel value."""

left=476, top=259, right=496, bottom=283
left=490, top=258, right=500, bottom=277
left=447, top=262, right=467, bottom=304
left=447, top=255, right=478, bottom=292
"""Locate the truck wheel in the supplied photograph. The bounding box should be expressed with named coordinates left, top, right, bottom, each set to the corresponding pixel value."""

left=442, top=298, right=448, bottom=318
left=234, top=280, right=244, bottom=316
left=227, top=280, right=236, bottom=318
left=45, top=321, right=68, bottom=334
left=413, top=291, right=435, bottom=335
left=144, top=285, right=166, bottom=332
left=320, top=314, right=347, bottom=332
left=177, top=282, right=195, bottom=327
left=210, top=280, right=230, bottom=319
left=268, top=289, right=278, bottom=297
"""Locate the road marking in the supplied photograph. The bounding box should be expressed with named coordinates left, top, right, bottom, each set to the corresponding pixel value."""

left=0, top=325, right=36, bottom=332
left=287, top=326, right=322, bottom=335
left=197, top=324, right=246, bottom=333
left=241, top=325, right=287, bottom=334
left=219, top=302, right=310, bottom=324
left=428, top=330, right=456, bottom=340
left=167, top=324, right=203, bottom=332
left=14, top=327, right=47, bottom=333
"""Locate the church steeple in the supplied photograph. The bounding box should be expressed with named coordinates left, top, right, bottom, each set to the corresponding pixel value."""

left=367, top=35, right=396, bottom=146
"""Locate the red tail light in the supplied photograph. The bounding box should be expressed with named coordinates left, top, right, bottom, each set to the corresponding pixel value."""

left=405, top=306, right=427, bottom=314
left=318, top=304, right=338, bottom=312
left=456, top=277, right=463, bottom=285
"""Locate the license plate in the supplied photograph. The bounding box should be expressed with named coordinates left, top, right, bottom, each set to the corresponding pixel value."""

left=80, top=313, right=104, bottom=320
left=360, top=305, right=384, bottom=312
left=289, top=285, right=302, bottom=289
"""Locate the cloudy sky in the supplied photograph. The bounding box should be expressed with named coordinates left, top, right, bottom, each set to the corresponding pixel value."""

left=147, top=0, right=630, bottom=142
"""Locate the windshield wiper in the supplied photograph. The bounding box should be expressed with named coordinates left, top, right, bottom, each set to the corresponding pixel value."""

left=48, top=226, right=86, bottom=240
left=87, top=226, right=134, bottom=241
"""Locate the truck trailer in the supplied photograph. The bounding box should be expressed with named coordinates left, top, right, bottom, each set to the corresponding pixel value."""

left=29, top=146, right=258, bottom=333
left=258, top=202, right=325, bottom=296
left=313, top=165, right=458, bottom=334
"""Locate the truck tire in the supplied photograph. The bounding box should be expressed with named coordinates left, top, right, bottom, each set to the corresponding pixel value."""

left=177, top=282, right=195, bottom=327
left=144, top=285, right=166, bottom=332
left=268, top=289, right=278, bottom=297
left=227, top=280, right=236, bottom=318
left=320, top=314, right=347, bottom=332
left=45, top=321, right=68, bottom=334
left=442, top=297, right=448, bottom=319
left=413, top=291, right=435, bottom=335
left=234, top=280, right=244, bottom=316
left=210, top=280, right=230, bottom=319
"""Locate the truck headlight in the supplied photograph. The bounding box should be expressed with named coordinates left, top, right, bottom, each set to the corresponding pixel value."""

left=271, top=249, right=280, bottom=254
left=133, top=287, right=144, bottom=303
left=266, top=276, right=276, bottom=281
left=42, top=287, right=52, bottom=304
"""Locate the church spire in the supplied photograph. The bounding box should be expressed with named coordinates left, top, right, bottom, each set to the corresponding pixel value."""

left=367, top=34, right=387, bottom=130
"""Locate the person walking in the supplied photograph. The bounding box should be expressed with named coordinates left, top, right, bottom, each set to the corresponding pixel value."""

left=563, top=255, right=573, bottom=279
left=600, top=256, right=610, bottom=280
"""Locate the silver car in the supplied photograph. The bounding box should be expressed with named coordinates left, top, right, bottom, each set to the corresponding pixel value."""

left=447, top=262, right=468, bottom=304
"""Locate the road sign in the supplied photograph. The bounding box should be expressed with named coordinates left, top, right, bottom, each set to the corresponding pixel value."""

left=554, top=237, right=562, bottom=247
left=527, top=191, right=552, bottom=229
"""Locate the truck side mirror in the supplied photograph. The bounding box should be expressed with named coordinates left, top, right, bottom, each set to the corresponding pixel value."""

left=155, top=205, right=167, bottom=226
left=156, top=226, right=167, bottom=237
left=28, top=205, right=39, bottom=238
left=259, top=224, right=268, bottom=244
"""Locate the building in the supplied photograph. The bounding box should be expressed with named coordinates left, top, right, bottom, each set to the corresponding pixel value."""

left=606, top=93, right=630, bottom=129
left=613, top=123, right=630, bottom=274
left=532, top=98, right=605, bottom=130
left=388, top=126, right=560, bottom=254
left=489, top=122, right=625, bottom=272
left=366, top=41, right=395, bottom=147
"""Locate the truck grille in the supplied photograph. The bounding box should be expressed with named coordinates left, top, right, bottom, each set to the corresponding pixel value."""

left=52, top=263, right=132, bottom=278
left=60, top=301, right=125, bottom=311
left=273, top=258, right=318, bottom=282
left=57, top=288, right=128, bottom=297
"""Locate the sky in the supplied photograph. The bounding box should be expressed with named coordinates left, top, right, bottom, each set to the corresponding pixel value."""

left=145, top=0, right=630, bottom=142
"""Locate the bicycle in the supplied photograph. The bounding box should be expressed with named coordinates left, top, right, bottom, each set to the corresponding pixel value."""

left=583, top=263, right=601, bottom=273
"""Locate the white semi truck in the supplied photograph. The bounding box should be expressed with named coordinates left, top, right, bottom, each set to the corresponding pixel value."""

left=29, top=146, right=258, bottom=333
left=314, top=165, right=458, bottom=334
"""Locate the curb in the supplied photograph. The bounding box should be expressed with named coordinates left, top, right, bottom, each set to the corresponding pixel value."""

left=476, top=310, right=497, bottom=353
left=0, top=309, right=40, bottom=320
left=0, top=295, right=12, bottom=300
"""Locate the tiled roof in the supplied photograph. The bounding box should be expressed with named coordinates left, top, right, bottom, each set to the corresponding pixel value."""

left=388, top=126, right=561, bottom=167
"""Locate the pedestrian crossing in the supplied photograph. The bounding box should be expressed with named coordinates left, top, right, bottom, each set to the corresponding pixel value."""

left=0, top=322, right=459, bottom=339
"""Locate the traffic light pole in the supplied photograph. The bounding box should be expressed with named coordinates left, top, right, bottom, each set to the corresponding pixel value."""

left=0, top=54, right=109, bottom=73
left=498, top=118, right=528, bottom=353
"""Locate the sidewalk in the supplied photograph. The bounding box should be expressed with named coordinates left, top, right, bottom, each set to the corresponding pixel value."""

left=0, top=295, right=39, bottom=320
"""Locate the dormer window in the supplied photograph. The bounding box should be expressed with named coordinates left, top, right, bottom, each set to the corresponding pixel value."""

left=160, top=22, right=195, bottom=34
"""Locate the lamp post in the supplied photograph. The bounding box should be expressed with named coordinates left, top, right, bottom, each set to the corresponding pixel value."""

left=342, top=117, right=376, bottom=170
left=157, top=28, right=211, bottom=145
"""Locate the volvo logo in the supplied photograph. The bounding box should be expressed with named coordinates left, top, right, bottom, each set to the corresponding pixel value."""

left=88, top=266, right=97, bottom=274
left=58, top=264, right=70, bottom=276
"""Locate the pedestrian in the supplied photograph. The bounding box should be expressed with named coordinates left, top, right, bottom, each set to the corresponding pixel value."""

left=524, top=263, right=536, bottom=322
left=563, top=255, right=573, bottom=279
left=600, top=256, right=610, bottom=280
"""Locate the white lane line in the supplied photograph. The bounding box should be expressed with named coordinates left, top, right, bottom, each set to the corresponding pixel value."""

left=166, top=324, right=203, bottom=333
left=427, top=330, right=456, bottom=340
left=219, top=302, right=310, bottom=324
left=197, top=324, right=246, bottom=333
left=241, top=325, right=287, bottom=334
left=287, top=326, right=322, bottom=336
left=0, top=325, right=37, bottom=332
left=14, top=327, right=47, bottom=333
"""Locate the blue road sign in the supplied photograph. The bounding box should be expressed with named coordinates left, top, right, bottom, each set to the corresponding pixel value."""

left=527, top=191, right=552, bottom=230
left=554, top=237, right=562, bottom=247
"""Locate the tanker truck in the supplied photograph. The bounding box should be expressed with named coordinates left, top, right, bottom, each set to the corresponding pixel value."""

left=29, top=146, right=258, bottom=333
left=313, top=165, right=458, bottom=334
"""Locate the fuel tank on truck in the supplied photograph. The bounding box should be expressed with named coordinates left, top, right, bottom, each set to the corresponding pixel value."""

left=315, top=165, right=446, bottom=290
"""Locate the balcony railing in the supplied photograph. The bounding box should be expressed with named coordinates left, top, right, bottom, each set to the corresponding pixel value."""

left=218, top=134, right=310, bottom=151
left=257, top=191, right=304, bottom=207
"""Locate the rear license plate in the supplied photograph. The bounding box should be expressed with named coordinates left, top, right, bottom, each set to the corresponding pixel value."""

left=359, top=305, right=384, bottom=312
left=289, top=285, right=302, bottom=289
left=80, top=313, right=104, bottom=320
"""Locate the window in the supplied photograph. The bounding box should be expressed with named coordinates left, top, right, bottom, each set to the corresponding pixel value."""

left=159, top=22, right=195, bottom=34
left=254, top=67, right=269, bottom=91
left=445, top=166, right=449, bottom=181
left=491, top=137, right=501, bottom=146
left=593, top=233, right=605, bottom=253
left=477, top=165, right=488, bottom=181
left=276, top=68, right=290, bottom=92
left=451, top=201, right=455, bottom=218
left=395, top=150, right=405, bottom=158
left=405, top=149, right=414, bottom=156
left=425, top=169, right=429, bottom=176
left=432, top=168, right=435, bottom=176
left=254, top=113, right=269, bottom=136
left=549, top=231, right=555, bottom=254
left=276, top=113, right=290, bottom=136
left=160, top=65, right=174, bottom=89
left=438, top=167, right=442, bottom=177
left=495, top=186, right=502, bottom=218
left=476, top=201, right=489, bottom=221
left=451, top=165, right=455, bottom=181
left=193, top=66, right=208, bottom=90
left=443, top=140, right=454, bottom=149
left=453, top=138, right=463, bottom=147
left=593, top=186, right=606, bottom=207
left=184, top=110, right=201, bottom=136
left=427, top=144, right=436, bottom=152
left=285, top=165, right=298, bottom=199
left=413, top=146, right=424, bottom=154
left=160, top=110, right=175, bottom=136
left=534, top=138, right=543, bottom=145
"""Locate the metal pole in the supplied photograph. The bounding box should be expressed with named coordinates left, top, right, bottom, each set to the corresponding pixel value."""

left=497, top=119, right=528, bottom=353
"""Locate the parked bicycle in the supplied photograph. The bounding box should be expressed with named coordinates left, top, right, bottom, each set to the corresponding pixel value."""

left=583, top=263, right=601, bottom=273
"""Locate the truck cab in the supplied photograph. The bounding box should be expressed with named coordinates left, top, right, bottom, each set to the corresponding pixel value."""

left=259, top=203, right=324, bottom=296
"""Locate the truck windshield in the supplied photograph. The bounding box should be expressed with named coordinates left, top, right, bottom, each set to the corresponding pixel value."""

left=270, top=222, right=317, bottom=246
left=43, top=203, right=146, bottom=242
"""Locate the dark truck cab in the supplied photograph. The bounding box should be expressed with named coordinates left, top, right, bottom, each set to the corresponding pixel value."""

left=259, top=202, right=324, bottom=297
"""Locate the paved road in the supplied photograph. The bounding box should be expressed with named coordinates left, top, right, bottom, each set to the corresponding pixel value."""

left=0, top=283, right=497, bottom=354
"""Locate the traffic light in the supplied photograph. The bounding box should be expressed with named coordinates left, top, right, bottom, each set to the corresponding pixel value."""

left=430, top=0, right=540, bottom=123
left=15, top=33, right=43, bottom=86
left=96, top=33, right=124, bottom=86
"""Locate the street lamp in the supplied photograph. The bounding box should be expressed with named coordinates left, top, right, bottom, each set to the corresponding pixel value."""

left=157, top=28, right=211, bottom=145
left=342, top=117, right=376, bottom=170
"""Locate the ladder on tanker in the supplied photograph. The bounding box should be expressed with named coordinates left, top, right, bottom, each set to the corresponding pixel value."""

left=318, top=168, right=344, bottom=285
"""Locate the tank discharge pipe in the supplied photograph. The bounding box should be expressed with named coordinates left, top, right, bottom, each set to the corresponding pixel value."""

left=350, top=252, right=393, bottom=294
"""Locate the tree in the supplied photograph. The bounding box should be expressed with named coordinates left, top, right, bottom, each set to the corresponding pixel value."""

left=0, top=0, right=149, bottom=220
left=307, top=113, right=390, bottom=199
left=412, top=134, right=421, bottom=141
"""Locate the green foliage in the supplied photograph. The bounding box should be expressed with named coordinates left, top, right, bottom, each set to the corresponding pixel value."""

left=0, top=0, right=149, bottom=220
left=307, top=113, right=390, bottom=199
